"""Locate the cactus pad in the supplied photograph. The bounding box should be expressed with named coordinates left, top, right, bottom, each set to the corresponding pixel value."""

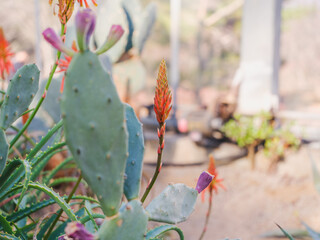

left=146, top=183, right=198, bottom=224
left=0, top=130, right=9, bottom=175
left=0, top=64, right=39, bottom=130
left=61, top=51, right=128, bottom=216
left=124, top=104, right=144, bottom=201
left=98, top=199, right=148, bottom=240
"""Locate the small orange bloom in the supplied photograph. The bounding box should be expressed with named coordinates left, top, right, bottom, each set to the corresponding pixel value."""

left=154, top=60, right=172, bottom=125
left=201, top=155, right=225, bottom=202
left=77, top=0, right=97, bottom=8
left=22, top=111, right=29, bottom=125
left=57, top=41, right=78, bottom=93
left=0, top=28, right=14, bottom=80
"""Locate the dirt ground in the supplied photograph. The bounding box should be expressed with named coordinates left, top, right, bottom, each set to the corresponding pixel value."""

left=143, top=144, right=320, bottom=240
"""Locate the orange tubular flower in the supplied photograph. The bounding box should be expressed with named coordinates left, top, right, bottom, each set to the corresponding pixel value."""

left=201, top=155, right=225, bottom=202
left=154, top=60, right=172, bottom=125
left=58, top=0, right=75, bottom=25
left=0, top=28, right=14, bottom=80
left=57, top=41, right=78, bottom=93
left=77, top=0, right=97, bottom=8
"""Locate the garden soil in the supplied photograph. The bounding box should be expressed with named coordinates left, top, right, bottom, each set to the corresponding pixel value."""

left=143, top=145, right=320, bottom=240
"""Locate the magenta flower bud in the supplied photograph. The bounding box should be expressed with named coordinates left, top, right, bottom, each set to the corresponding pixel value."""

left=75, top=9, right=96, bottom=52
left=62, top=222, right=95, bottom=240
left=42, top=28, right=74, bottom=56
left=96, top=25, right=124, bottom=55
left=195, top=171, right=213, bottom=193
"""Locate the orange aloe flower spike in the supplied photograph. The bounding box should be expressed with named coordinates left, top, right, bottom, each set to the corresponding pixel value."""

left=154, top=59, right=172, bottom=125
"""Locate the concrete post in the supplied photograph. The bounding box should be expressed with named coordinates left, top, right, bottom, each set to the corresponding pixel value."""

left=235, top=0, right=282, bottom=114
left=170, top=0, right=181, bottom=116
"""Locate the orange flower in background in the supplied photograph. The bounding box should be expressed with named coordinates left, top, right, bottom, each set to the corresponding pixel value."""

left=57, top=41, right=78, bottom=93
left=22, top=111, right=29, bottom=125
left=0, top=28, right=14, bottom=80
left=154, top=60, right=172, bottom=125
left=77, top=0, right=97, bottom=8
left=201, top=155, right=225, bottom=202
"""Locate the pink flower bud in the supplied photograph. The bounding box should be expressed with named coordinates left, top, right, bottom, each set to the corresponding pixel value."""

left=42, top=28, right=74, bottom=56
left=96, top=25, right=124, bottom=55
left=75, top=9, right=96, bottom=51
left=59, top=222, right=95, bottom=240
left=195, top=171, right=213, bottom=193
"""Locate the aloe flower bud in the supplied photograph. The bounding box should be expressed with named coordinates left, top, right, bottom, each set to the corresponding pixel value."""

left=154, top=60, right=172, bottom=124
left=195, top=171, right=213, bottom=193
left=58, top=222, right=95, bottom=240
left=75, top=9, right=96, bottom=51
left=42, top=28, right=74, bottom=56
left=96, top=25, right=124, bottom=55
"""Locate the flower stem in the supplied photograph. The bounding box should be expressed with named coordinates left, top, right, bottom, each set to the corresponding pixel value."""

left=9, top=23, right=66, bottom=149
left=199, top=191, right=213, bottom=240
left=44, top=173, right=83, bottom=240
left=141, top=123, right=164, bottom=204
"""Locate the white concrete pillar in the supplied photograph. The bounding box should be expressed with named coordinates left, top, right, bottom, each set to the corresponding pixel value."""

left=236, top=0, right=282, bottom=114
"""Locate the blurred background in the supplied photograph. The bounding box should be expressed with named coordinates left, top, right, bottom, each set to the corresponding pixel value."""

left=2, top=0, right=320, bottom=239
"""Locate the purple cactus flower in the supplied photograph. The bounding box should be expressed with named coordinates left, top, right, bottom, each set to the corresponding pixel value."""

left=96, top=25, right=124, bottom=55
left=42, top=28, right=74, bottom=56
left=75, top=9, right=96, bottom=51
left=59, top=222, right=95, bottom=240
left=195, top=171, right=213, bottom=194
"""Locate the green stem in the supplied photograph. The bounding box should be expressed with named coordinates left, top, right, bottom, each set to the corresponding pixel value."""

left=9, top=125, right=36, bottom=147
left=43, top=157, right=73, bottom=185
left=27, top=120, right=64, bottom=161
left=199, top=191, right=213, bottom=240
left=141, top=123, right=164, bottom=203
left=9, top=23, right=65, bottom=149
left=44, top=173, right=82, bottom=240
left=0, top=90, right=5, bottom=95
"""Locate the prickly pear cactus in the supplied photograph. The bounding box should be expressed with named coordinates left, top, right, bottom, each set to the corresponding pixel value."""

left=124, top=104, right=144, bottom=201
left=146, top=183, right=198, bottom=224
left=98, top=199, right=148, bottom=240
left=0, top=130, right=9, bottom=175
left=135, top=3, right=157, bottom=54
left=0, top=64, right=40, bottom=130
left=61, top=51, right=128, bottom=216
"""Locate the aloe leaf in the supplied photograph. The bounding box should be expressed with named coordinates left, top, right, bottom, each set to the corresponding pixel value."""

left=276, top=223, right=296, bottom=240
left=79, top=213, right=105, bottom=224
left=27, top=182, right=76, bottom=221
left=301, top=221, right=320, bottom=240
left=5, top=195, right=98, bottom=224
left=15, top=159, right=32, bottom=209
left=0, top=232, right=20, bottom=240
left=145, top=225, right=184, bottom=240
left=0, top=215, right=14, bottom=234
left=48, top=177, right=86, bottom=188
